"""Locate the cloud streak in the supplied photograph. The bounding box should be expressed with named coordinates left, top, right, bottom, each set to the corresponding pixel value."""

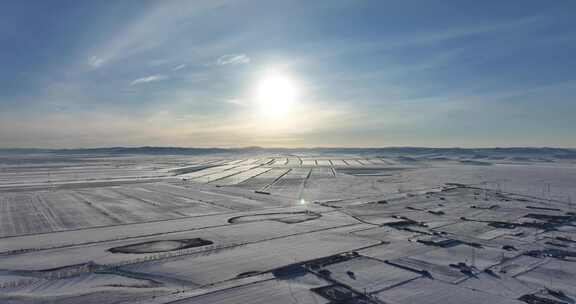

left=173, top=64, right=187, bottom=71
left=217, top=54, right=251, bottom=65
left=130, top=74, right=168, bottom=85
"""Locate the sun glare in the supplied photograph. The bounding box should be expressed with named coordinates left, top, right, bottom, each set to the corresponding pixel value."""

left=255, top=71, right=299, bottom=118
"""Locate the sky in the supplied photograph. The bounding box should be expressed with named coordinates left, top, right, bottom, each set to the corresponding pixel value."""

left=1, top=0, right=576, bottom=148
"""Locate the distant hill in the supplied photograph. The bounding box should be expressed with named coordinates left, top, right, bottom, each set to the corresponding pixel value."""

left=0, top=146, right=575, bottom=160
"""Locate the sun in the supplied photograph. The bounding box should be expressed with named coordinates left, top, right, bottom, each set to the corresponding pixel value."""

left=254, top=71, right=299, bottom=118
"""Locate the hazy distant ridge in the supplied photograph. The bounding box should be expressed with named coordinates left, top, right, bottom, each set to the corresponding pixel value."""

left=1, top=146, right=575, bottom=159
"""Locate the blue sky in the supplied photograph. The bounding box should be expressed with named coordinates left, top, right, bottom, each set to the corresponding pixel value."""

left=1, top=0, right=575, bottom=148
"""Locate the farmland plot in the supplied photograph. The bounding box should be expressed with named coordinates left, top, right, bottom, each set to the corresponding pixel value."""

left=214, top=167, right=271, bottom=186
left=124, top=225, right=377, bottom=285
left=309, top=167, right=334, bottom=179
left=233, top=168, right=290, bottom=191
left=0, top=193, right=63, bottom=237
left=301, top=159, right=316, bottom=167
left=331, top=159, right=348, bottom=167
left=285, top=158, right=301, bottom=167
left=174, top=274, right=331, bottom=304
left=266, top=168, right=310, bottom=196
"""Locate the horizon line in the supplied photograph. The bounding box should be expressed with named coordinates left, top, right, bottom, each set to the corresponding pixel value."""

left=1, top=146, right=575, bottom=151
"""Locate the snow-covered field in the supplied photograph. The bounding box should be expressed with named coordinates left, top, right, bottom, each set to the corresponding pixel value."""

left=1, top=149, right=575, bottom=303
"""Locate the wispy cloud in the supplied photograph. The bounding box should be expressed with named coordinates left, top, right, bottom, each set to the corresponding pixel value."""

left=86, top=1, right=232, bottom=66
left=130, top=74, right=168, bottom=85
left=173, top=64, right=187, bottom=71
left=217, top=54, right=251, bottom=65
left=300, top=16, right=548, bottom=62
left=88, top=56, right=105, bottom=68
